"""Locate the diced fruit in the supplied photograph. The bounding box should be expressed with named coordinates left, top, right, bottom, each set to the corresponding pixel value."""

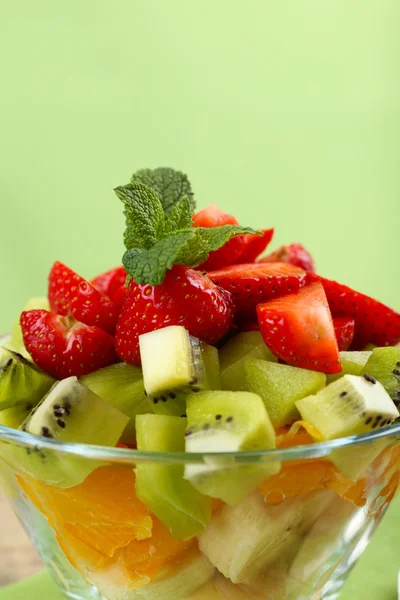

left=21, top=310, right=117, bottom=379
left=360, top=346, right=400, bottom=404
left=219, top=331, right=277, bottom=391
left=9, top=297, right=50, bottom=359
left=308, top=273, right=400, bottom=348
left=199, top=490, right=333, bottom=584
left=184, top=391, right=279, bottom=504
left=115, top=265, right=234, bottom=365
left=80, top=363, right=150, bottom=444
left=257, top=282, right=341, bottom=374
left=327, top=351, right=372, bottom=384
left=295, top=374, right=399, bottom=440
left=192, top=204, right=273, bottom=270
left=135, top=414, right=211, bottom=540
left=8, top=377, right=129, bottom=487
left=329, top=437, right=389, bottom=481
left=259, top=243, right=315, bottom=273
left=139, top=326, right=220, bottom=416
left=48, top=261, right=120, bottom=334
left=333, top=316, right=355, bottom=351
left=90, top=266, right=127, bottom=300
left=0, top=404, right=34, bottom=429
left=244, top=358, right=326, bottom=428
left=208, top=262, right=307, bottom=318
left=0, top=348, right=54, bottom=410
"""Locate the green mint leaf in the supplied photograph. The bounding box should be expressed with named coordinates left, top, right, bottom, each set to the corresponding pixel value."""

left=115, top=182, right=165, bottom=250
left=175, top=228, right=210, bottom=267
left=162, top=195, right=193, bottom=236
left=196, top=225, right=260, bottom=252
left=131, top=167, right=195, bottom=215
left=123, top=231, right=196, bottom=286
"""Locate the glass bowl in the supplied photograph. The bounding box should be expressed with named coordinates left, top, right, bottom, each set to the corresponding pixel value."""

left=0, top=422, right=399, bottom=600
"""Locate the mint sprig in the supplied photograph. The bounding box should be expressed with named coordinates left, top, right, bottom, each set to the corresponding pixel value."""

left=116, top=168, right=260, bottom=286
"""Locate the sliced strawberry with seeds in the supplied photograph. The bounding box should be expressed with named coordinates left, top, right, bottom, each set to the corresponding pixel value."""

left=308, top=273, right=400, bottom=349
left=208, top=262, right=307, bottom=317
left=257, top=282, right=341, bottom=374
left=193, top=204, right=273, bottom=270
left=115, top=265, right=234, bottom=365
left=90, top=266, right=127, bottom=300
left=259, top=243, right=315, bottom=272
left=333, top=316, right=355, bottom=351
left=21, top=310, right=117, bottom=379
left=48, top=262, right=119, bottom=334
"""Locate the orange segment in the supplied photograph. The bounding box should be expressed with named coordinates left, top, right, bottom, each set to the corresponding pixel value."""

left=19, top=465, right=152, bottom=558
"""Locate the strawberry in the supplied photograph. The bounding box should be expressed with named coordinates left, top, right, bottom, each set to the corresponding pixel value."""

left=208, top=262, right=307, bottom=317
left=48, top=262, right=120, bottom=335
left=193, top=204, right=273, bottom=270
left=308, top=273, right=400, bottom=349
left=21, top=310, right=117, bottom=379
left=257, top=281, right=341, bottom=374
left=259, top=243, right=315, bottom=272
left=90, top=266, right=127, bottom=300
left=115, top=265, right=234, bottom=365
left=333, top=316, right=355, bottom=351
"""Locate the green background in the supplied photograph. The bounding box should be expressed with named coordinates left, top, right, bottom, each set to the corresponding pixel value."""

left=0, top=2, right=399, bottom=597
left=0, top=0, right=399, bottom=332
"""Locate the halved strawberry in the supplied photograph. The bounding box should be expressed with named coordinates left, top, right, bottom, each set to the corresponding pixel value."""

left=48, top=262, right=120, bottom=335
left=193, top=204, right=273, bottom=270
left=257, top=282, right=341, bottom=374
left=90, top=266, right=127, bottom=300
left=115, top=265, right=234, bottom=365
left=21, top=310, right=117, bottom=379
left=259, top=243, right=315, bottom=272
left=207, top=262, right=307, bottom=317
left=333, top=316, right=355, bottom=351
left=308, top=273, right=400, bottom=349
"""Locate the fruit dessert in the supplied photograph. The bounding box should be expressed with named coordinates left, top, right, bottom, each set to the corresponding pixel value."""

left=1, top=166, right=400, bottom=600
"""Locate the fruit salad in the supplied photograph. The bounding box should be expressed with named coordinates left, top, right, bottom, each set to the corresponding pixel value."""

left=1, top=166, right=400, bottom=600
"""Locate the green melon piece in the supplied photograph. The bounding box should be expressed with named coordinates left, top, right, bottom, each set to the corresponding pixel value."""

left=80, top=362, right=150, bottom=444
left=296, top=375, right=399, bottom=440
left=135, top=414, right=211, bottom=540
left=2, top=377, right=129, bottom=487
left=9, top=297, right=50, bottom=360
left=219, top=331, right=277, bottom=391
left=0, top=347, right=54, bottom=411
left=184, top=391, right=279, bottom=504
left=327, top=351, right=371, bottom=383
left=360, top=346, right=400, bottom=402
left=244, top=358, right=326, bottom=428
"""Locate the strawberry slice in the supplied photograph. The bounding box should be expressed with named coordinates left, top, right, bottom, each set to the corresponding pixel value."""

left=257, top=282, right=341, bottom=374
left=48, top=262, right=120, bottom=335
left=193, top=204, right=273, bottom=270
left=333, top=316, right=355, bottom=351
left=21, top=310, right=117, bottom=379
left=90, top=266, right=127, bottom=300
left=208, top=262, right=307, bottom=317
left=259, top=243, right=315, bottom=272
left=115, top=265, right=234, bottom=365
left=308, top=273, right=400, bottom=349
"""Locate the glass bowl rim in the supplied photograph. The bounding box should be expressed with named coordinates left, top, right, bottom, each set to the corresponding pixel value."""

left=1, top=422, right=399, bottom=465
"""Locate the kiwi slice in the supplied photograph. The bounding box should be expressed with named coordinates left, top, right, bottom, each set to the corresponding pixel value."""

left=244, top=358, right=326, bottom=428
left=2, top=377, right=129, bottom=487
left=360, top=346, right=400, bottom=403
left=184, top=391, right=279, bottom=504
left=135, top=414, right=211, bottom=540
left=80, top=362, right=150, bottom=444
left=327, top=351, right=372, bottom=384
left=0, top=403, right=34, bottom=430
left=0, top=348, right=54, bottom=411
left=199, top=490, right=334, bottom=584
left=295, top=374, right=399, bottom=440
left=9, top=296, right=50, bottom=359
left=139, top=326, right=220, bottom=416
left=219, top=331, right=277, bottom=391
